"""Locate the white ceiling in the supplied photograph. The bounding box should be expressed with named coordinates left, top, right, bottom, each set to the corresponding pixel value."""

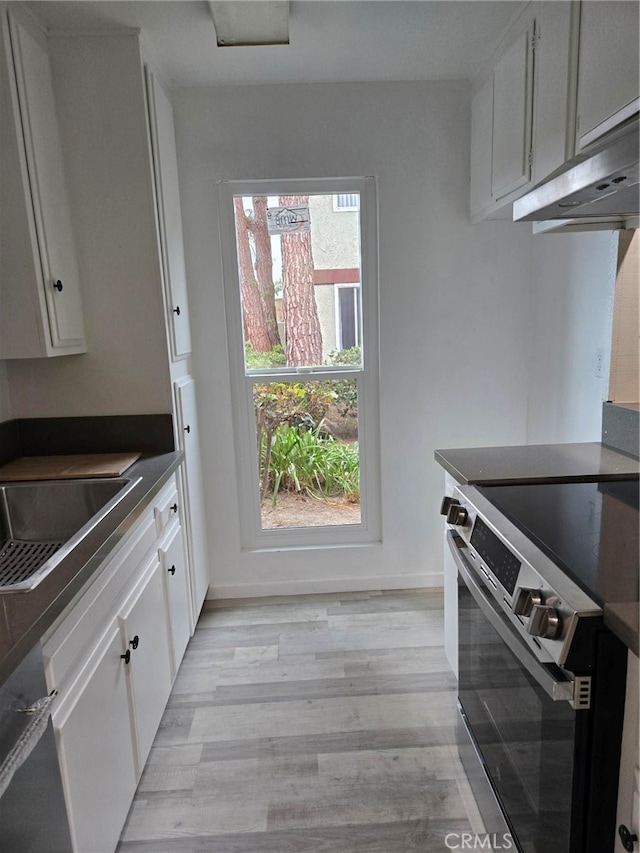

left=28, top=0, right=527, bottom=87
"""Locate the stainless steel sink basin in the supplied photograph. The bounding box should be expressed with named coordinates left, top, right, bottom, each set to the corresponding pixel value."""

left=0, top=477, right=141, bottom=593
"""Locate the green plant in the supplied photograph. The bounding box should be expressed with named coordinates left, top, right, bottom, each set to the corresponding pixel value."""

left=244, top=342, right=286, bottom=369
left=253, top=382, right=337, bottom=500
left=262, top=422, right=360, bottom=505
left=327, top=346, right=361, bottom=367
left=324, top=347, right=361, bottom=418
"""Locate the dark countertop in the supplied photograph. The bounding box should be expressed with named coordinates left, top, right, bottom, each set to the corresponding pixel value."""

left=0, top=451, right=183, bottom=685
left=435, top=441, right=639, bottom=485
left=604, top=603, right=639, bottom=658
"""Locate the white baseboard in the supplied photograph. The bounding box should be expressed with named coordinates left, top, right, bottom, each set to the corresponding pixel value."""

left=208, top=572, right=443, bottom=600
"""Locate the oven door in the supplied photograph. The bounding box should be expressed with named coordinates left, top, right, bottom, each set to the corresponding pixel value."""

left=448, top=530, right=589, bottom=853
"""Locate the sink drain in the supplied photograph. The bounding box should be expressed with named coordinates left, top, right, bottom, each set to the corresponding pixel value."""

left=0, top=539, right=64, bottom=589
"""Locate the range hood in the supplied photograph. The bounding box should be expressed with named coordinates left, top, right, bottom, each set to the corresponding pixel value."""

left=513, top=123, right=639, bottom=232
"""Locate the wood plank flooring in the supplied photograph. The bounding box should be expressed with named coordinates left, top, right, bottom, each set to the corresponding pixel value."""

left=117, top=589, right=485, bottom=852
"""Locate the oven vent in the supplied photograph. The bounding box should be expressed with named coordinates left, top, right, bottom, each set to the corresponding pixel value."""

left=572, top=676, right=592, bottom=710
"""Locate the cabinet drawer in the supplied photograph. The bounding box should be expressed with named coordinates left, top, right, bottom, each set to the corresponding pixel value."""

left=43, top=512, right=157, bottom=692
left=154, top=476, right=180, bottom=536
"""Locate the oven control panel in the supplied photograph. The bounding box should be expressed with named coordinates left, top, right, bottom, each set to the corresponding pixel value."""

left=469, top=516, right=521, bottom=595
left=443, top=485, right=602, bottom=669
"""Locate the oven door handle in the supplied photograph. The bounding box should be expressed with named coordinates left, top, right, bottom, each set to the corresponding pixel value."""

left=447, top=530, right=575, bottom=704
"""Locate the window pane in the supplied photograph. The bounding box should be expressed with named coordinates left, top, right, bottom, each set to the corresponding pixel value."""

left=338, top=286, right=361, bottom=350
left=234, top=194, right=362, bottom=371
left=254, top=380, right=361, bottom=529
left=335, top=193, right=360, bottom=210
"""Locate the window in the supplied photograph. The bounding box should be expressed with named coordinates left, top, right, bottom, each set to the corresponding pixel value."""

left=218, top=178, right=380, bottom=549
left=335, top=284, right=361, bottom=351
left=333, top=193, right=360, bottom=211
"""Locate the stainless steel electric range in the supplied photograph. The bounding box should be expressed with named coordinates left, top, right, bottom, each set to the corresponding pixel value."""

left=442, top=478, right=639, bottom=853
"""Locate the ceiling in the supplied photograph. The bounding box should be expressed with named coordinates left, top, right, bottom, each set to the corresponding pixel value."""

left=28, top=0, right=527, bottom=87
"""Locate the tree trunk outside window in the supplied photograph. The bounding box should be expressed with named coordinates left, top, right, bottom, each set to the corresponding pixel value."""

left=234, top=197, right=271, bottom=352
left=279, top=194, right=323, bottom=367
left=252, top=196, right=281, bottom=350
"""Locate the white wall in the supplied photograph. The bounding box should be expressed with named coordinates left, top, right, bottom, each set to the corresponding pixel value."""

left=5, top=35, right=172, bottom=419
left=175, top=81, right=533, bottom=597
left=526, top=230, right=617, bottom=443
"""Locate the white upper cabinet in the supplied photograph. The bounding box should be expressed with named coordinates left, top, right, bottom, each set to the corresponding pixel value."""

left=470, top=2, right=585, bottom=222
left=0, top=6, right=85, bottom=357
left=576, top=1, right=639, bottom=151
left=531, top=1, right=577, bottom=183
left=146, top=66, right=192, bottom=359
left=470, top=76, right=495, bottom=221
left=491, top=25, right=535, bottom=201
left=470, top=10, right=536, bottom=221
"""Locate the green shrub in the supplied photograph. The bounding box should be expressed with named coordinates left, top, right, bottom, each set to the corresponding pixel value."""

left=254, top=382, right=337, bottom=500
left=324, top=347, right=361, bottom=418
left=253, top=381, right=335, bottom=430
left=262, top=423, right=360, bottom=505
left=245, top=342, right=286, bottom=369
left=327, top=346, right=361, bottom=367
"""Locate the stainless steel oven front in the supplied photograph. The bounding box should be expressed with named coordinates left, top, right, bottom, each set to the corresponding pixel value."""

left=444, top=485, right=627, bottom=853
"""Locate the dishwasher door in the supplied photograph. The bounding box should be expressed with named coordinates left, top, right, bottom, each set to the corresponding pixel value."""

left=0, top=643, right=73, bottom=853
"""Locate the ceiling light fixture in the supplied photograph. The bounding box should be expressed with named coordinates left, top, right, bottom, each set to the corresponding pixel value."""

left=208, top=1, right=290, bottom=47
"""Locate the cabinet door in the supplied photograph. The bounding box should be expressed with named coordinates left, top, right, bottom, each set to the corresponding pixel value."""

left=160, top=524, right=191, bottom=675
left=119, top=558, right=173, bottom=775
left=53, top=623, right=137, bottom=853
left=175, top=376, right=210, bottom=618
left=491, top=25, right=535, bottom=200
left=6, top=9, right=85, bottom=351
left=576, top=1, right=639, bottom=150
left=531, top=1, right=577, bottom=184
left=146, top=67, right=192, bottom=358
left=469, top=76, right=494, bottom=222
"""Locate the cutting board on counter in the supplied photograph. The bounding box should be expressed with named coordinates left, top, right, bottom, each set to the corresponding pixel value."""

left=0, top=452, right=141, bottom=481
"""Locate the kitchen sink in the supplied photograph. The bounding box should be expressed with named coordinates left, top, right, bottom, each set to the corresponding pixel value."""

left=0, top=477, right=141, bottom=593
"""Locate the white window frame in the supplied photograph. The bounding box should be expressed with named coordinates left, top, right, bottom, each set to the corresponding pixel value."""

left=334, top=283, right=361, bottom=351
left=218, top=177, right=381, bottom=550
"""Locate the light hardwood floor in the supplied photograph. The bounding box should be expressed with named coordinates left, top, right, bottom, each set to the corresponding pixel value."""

left=117, top=589, right=484, bottom=852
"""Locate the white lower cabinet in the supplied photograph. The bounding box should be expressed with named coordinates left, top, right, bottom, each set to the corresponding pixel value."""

left=160, top=524, right=191, bottom=677
left=174, top=376, right=210, bottom=620
left=119, top=557, right=173, bottom=775
left=53, top=623, right=137, bottom=853
left=43, top=472, right=192, bottom=853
